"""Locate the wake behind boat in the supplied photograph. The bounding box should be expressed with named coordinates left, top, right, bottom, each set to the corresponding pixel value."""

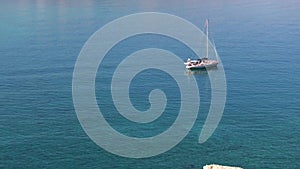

left=184, top=19, right=218, bottom=69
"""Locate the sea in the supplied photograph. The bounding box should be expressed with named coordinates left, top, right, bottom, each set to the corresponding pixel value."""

left=1, top=0, right=300, bottom=168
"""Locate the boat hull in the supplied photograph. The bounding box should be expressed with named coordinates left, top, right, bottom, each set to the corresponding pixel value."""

left=186, top=61, right=218, bottom=69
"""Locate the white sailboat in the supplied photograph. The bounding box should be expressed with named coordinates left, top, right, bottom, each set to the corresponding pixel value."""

left=184, top=19, right=218, bottom=69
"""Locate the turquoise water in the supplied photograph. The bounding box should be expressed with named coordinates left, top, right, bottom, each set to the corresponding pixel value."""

left=1, top=0, right=300, bottom=168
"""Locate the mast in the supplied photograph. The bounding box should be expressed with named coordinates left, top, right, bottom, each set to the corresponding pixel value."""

left=206, top=19, right=209, bottom=58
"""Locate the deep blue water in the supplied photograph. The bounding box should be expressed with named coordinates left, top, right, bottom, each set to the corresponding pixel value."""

left=1, top=0, right=300, bottom=168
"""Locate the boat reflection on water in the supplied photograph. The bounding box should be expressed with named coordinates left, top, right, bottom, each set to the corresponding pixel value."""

left=185, top=66, right=218, bottom=76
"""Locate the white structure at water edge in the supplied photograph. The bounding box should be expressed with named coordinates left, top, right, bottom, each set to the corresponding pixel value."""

left=203, top=164, right=243, bottom=169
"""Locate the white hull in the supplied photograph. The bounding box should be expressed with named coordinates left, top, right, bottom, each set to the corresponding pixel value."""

left=185, top=59, right=218, bottom=69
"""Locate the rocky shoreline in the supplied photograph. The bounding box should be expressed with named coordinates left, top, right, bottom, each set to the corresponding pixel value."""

left=203, top=164, right=243, bottom=169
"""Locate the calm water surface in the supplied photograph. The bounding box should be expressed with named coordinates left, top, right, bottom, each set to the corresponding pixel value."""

left=1, top=0, right=300, bottom=168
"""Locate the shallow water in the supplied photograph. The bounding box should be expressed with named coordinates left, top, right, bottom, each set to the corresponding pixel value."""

left=1, top=0, right=300, bottom=168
